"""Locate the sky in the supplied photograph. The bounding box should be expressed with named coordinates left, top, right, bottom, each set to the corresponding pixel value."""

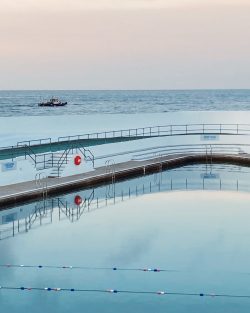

left=0, top=0, right=249, bottom=90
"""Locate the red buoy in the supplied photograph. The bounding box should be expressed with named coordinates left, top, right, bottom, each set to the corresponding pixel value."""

left=74, top=155, right=82, bottom=166
left=74, top=195, right=82, bottom=206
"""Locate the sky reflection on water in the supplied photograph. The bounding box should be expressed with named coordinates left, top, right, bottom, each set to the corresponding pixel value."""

left=1, top=190, right=250, bottom=312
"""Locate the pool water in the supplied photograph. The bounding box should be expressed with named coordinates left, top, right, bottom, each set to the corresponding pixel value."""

left=1, top=190, right=250, bottom=312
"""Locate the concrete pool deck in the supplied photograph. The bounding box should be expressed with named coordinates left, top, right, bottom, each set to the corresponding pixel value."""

left=1, top=152, right=250, bottom=208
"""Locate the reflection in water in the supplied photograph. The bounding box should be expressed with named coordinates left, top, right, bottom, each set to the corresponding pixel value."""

left=2, top=167, right=250, bottom=312
left=1, top=164, right=250, bottom=241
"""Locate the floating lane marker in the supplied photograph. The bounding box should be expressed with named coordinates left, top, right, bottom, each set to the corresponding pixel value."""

left=0, top=286, right=250, bottom=299
left=0, top=264, right=177, bottom=273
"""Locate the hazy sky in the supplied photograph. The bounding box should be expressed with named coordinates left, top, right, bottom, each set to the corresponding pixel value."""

left=0, top=0, right=249, bottom=89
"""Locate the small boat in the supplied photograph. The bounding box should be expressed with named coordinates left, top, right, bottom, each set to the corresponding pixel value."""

left=38, top=97, right=67, bottom=107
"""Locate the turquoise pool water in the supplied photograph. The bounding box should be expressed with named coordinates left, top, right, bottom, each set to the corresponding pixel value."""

left=1, top=187, right=250, bottom=312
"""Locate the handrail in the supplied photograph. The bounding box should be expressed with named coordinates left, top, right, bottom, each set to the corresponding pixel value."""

left=2, top=122, right=250, bottom=170
left=95, top=143, right=250, bottom=162
left=1, top=123, right=250, bottom=154
left=132, top=144, right=249, bottom=161
left=57, top=190, right=95, bottom=221
left=2, top=173, right=250, bottom=240
left=34, top=153, right=53, bottom=169
left=0, top=144, right=95, bottom=175
left=23, top=144, right=37, bottom=164
left=77, top=146, right=95, bottom=167
left=54, top=144, right=95, bottom=177
left=77, top=190, right=95, bottom=219
left=1, top=123, right=250, bottom=161
left=57, top=123, right=250, bottom=142
left=28, top=201, right=51, bottom=229
left=56, top=147, right=72, bottom=177
left=17, top=138, right=51, bottom=147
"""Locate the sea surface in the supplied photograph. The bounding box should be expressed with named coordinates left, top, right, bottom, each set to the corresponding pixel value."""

left=0, top=90, right=250, bottom=117
left=2, top=89, right=250, bottom=313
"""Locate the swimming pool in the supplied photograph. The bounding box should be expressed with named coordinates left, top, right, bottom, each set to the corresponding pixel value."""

left=1, top=165, right=250, bottom=312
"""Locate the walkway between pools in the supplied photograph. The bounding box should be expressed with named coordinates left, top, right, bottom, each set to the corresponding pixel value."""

left=1, top=150, right=250, bottom=208
left=1, top=165, right=248, bottom=240
left=1, top=123, right=249, bottom=161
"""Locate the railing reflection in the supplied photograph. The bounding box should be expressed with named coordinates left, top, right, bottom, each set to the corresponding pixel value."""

left=1, top=164, right=250, bottom=241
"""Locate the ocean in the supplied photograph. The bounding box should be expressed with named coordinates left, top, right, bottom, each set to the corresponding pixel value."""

left=0, top=89, right=250, bottom=117
left=1, top=91, right=250, bottom=312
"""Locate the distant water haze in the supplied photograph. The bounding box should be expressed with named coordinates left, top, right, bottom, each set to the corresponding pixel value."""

left=0, top=0, right=249, bottom=89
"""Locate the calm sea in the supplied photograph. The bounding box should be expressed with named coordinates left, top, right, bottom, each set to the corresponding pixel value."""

left=0, top=90, right=250, bottom=117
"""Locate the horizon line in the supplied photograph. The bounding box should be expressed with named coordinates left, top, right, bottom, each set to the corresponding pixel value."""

left=1, top=88, right=250, bottom=92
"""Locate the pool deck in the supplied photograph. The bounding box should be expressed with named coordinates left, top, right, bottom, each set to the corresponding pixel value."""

left=1, top=152, right=250, bottom=208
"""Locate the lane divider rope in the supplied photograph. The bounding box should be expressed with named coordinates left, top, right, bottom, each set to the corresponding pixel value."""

left=0, top=286, right=250, bottom=299
left=0, top=264, right=177, bottom=272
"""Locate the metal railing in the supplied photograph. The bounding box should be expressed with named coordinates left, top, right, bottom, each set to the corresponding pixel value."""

left=1, top=123, right=250, bottom=176
left=2, top=171, right=250, bottom=241
left=17, top=138, right=52, bottom=147
left=22, top=142, right=250, bottom=177
left=1, top=123, right=249, bottom=155
left=1, top=123, right=250, bottom=164
left=57, top=190, right=95, bottom=222
left=78, top=146, right=95, bottom=166
left=57, top=123, right=250, bottom=142
left=53, top=145, right=95, bottom=177
left=23, top=144, right=37, bottom=163
left=93, top=143, right=250, bottom=163
left=131, top=144, right=249, bottom=161
left=0, top=143, right=95, bottom=176
left=0, top=200, right=53, bottom=240
left=54, top=146, right=93, bottom=176
left=105, top=160, right=116, bottom=198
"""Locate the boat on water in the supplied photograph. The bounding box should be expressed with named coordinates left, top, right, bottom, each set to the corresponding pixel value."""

left=38, top=97, right=67, bottom=107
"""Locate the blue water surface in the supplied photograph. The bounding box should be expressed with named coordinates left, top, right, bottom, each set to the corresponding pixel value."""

left=0, top=89, right=250, bottom=117
left=1, top=164, right=250, bottom=312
